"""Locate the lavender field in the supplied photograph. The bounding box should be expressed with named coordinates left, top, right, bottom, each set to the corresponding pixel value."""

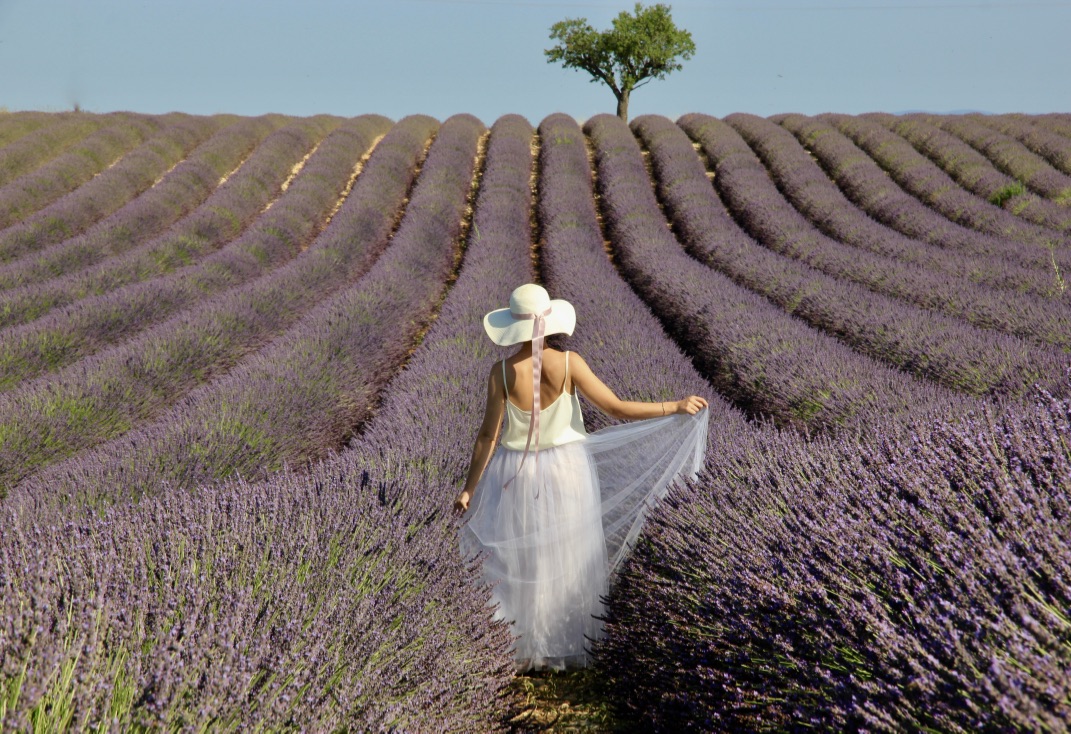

left=0, top=109, right=1068, bottom=732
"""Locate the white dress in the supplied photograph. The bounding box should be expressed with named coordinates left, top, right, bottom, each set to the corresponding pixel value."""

left=458, top=352, right=709, bottom=673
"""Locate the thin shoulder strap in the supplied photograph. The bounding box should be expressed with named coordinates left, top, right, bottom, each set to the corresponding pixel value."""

left=562, top=351, right=570, bottom=391
left=501, top=359, right=508, bottom=398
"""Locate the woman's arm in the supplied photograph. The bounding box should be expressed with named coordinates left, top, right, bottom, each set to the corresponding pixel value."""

left=570, top=352, right=708, bottom=420
left=454, top=364, right=506, bottom=513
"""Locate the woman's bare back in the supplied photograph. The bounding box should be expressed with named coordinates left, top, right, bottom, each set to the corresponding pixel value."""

left=501, top=347, right=573, bottom=413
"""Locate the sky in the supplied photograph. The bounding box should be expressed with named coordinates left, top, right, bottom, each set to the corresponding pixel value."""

left=1, top=0, right=1068, bottom=124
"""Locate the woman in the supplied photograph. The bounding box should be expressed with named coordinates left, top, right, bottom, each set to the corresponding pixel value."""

left=455, top=283, right=709, bottom=673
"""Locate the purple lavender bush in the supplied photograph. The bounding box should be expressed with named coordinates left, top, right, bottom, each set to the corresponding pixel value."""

left=0, top=111, right=57, bottom=151
left=593, top=389, right=1071, bottom=731
left=0, top=115, right=347, bottom=329
left=0, top=114, right=290, bottom=290
left=0, top=114, right=226, bottom=263
left=0, top=460, right=519, bottom=731
left=583, top=113, right=974, bottom=432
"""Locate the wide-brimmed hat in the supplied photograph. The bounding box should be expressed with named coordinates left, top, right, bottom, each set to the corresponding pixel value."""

left=483, top=284, right=576, bottom=346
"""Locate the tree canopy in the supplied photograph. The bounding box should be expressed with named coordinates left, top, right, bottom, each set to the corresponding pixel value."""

left=545, top=3, right=696, bottom=122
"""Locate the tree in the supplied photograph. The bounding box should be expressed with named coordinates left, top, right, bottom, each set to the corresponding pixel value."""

left=545, top=3, right=696, bottom=123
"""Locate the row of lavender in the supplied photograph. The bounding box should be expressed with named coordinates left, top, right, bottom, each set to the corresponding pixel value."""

left=581, top=113, right=1071, bottom=728
left=7, top=113, right=479, bottom=506
left=0, top=111, right=71, bottom=154
left=0, top=112, right=156, bottom=221
left=0, top=113, right=290, bottom=290
left=0, top=116, right=341, bottom=331
left=647, top=113, right=1068, bottom=392
left=0, top=113, right=519, bottom=731
left=0, top=114, right=399, bottom=491
left=0, top=116, right=351, bottom=390
left=0, top=114, right=230, bottom=263
left=0, top=108, right=1066, bottom=728
left=596, top=388, right=1071, bottom=731
left=868, top=113, right=1071, bottom=233
left=582, top=113, right=978, bottom=432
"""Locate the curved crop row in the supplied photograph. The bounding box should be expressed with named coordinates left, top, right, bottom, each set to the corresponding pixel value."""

left=585, top=113, right=971, bottom=433
left=701, top=113, right=1071, bottom=354
left=983, top=114, right=1071, bottom=175
left=867, top=112, right=1071, bottom=233
left=0, top=117, right=345, bottom=330
left=595, top=392, right=1071, bottom=731
left=779, top=114, right=1071, bottom=275
left=537, top=112, right=750, bottom=444
left=9, top=114, right=481, bottom=506
left=0, top=453, right=518, bottom=731
left=0, top=114, right=291, bottom=291
left=0, top=115, right=400, bottom=492
left=0, top=113, right=533, bottom=734
left=728, top=113, right=1069, bottom=298
left=935, top=113, right=1071, bottom=200
left=0, top=114, right=227, bottom=264
left=0, top=112, right=55, bottom=150
left=0, top=116, right=383, bottom=389
left=0, top=112, right=113, bottom=190
left=1032, top=113, right=1071, bottom=140
left=352, top=114, right=536, bottom=466
left=822, top=113, right=1070, bottom=251
left=654, top=114, right=1067, bottom=397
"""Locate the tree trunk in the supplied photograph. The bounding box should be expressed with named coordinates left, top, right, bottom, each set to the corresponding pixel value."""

left=616, top=91, right=630, bottom=123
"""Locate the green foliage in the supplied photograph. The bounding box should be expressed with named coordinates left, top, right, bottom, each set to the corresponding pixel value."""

left=545, top=2, right=695, bottom=120
left=988, top=179, right=1026, bottom=206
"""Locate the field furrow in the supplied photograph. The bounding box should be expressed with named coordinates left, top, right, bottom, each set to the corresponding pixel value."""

left=0, top=117, right=345, bottom=330
left=779, top=114, right=1071, bottom=274
left=585, top=113, right=974, bottom=432
left=867, top=112, right=1071, bottom=233
left=11, top=114, right=483, bottom=507
left=0, top=114, right=401, bottom=492
left=0, top=114, right=292, bottom=291
left=0, top=114, right=228, bottom=263
left=683, top=114, right=1071, bottom=353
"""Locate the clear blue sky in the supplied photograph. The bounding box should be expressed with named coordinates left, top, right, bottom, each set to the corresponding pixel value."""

left=1, top=0, right=1068, bottom=123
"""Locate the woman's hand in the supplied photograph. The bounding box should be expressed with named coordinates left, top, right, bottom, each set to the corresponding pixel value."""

left=454, top=490, right=472, bottom=513
left=674, top=396, right=708, bottom=415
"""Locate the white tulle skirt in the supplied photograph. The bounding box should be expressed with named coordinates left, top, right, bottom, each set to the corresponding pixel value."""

left=458, top=409, right=708, bottom=673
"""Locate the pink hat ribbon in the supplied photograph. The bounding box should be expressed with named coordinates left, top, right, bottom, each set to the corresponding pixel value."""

left=503, top=304, right=553, bottom=495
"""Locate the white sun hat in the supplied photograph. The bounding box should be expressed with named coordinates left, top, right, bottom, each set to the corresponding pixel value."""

left=482, top=283, right=576, bottom=346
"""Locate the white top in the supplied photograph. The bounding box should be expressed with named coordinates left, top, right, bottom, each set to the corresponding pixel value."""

left=500, top=351, right=588, bottom=450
